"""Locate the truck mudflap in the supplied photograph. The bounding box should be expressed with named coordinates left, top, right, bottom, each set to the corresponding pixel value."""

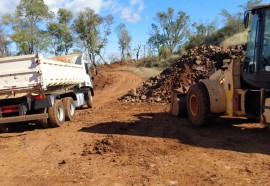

left=0, top=113, right=48, bottom=125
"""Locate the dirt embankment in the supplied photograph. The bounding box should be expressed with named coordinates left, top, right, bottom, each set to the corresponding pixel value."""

left=0, top=63, right=269, bottom=185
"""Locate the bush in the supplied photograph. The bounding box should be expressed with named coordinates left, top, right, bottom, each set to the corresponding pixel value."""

left=139, top=54, right=181, bottom=69
left=221, top=31, right=248, bottom=47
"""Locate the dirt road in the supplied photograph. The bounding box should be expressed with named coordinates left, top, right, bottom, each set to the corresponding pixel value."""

left=0, top=67, right=269, bottom=185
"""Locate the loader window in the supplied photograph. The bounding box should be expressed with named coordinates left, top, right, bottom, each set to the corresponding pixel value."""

left=262, top=9, right=270, bottom=72
left=244, top=13, right=260, bottom=74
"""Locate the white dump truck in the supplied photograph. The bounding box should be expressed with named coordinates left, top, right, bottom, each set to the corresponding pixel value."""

left=0, top=53, right=94, bottom=128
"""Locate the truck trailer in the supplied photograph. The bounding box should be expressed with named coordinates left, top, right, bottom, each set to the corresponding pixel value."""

left=0, top=53, right=94, bottom=128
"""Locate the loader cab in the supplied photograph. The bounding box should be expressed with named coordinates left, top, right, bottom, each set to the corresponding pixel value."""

left=243, top=4, right=270, bottom=88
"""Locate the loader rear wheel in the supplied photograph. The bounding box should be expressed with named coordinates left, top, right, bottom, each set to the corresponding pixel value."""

left=63, top=97, right=75, bottom=121
left=86, top=91, right=93, bottom=108
left=48, top=100, right=65, bottom=127
left=170, top=92, right=188, bottom=117
left=187, top=83, right=213, bottom=126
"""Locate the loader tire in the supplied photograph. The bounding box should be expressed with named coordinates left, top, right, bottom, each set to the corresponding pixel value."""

left=48, top=100, right=65, bottom=127
left=86, top=91, right=93, bottom=108
left=187, top=83, right=213, bottom=126
left=170, top=92, right=188, bottom=117
left=63, top=97, right=75, bottom=121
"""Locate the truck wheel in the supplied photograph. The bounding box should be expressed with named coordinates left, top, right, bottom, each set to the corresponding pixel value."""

left=187, top=83, right=213, bottom=126
left=86, top=91, right=93, bottom=108
left=37, top=108, right=50, bottom=128
left=48, top=100, right=65, bottom=127
left=63, top=97, right=75, bottom=121
left=38, top=119, right=50, bottom=128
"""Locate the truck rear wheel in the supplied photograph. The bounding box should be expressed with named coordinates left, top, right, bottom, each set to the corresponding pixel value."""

left=63, top=97, right=75, bottom=121
left=86, top=91, right=93, bottom=108
left=48, top=100, right=65, bottom=127
left=187, top=83, right=213, bottom=126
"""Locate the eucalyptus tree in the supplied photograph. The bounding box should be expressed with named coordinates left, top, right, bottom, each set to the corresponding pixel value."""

left=2, top=0, right=51, bottom=54
left=115, top=23, right=132, bottom=63
left=47, top=8, right=73, bottom=55
left=148, top=7, right=189, bottom=56
left=74, top=8, right=113, bottom=64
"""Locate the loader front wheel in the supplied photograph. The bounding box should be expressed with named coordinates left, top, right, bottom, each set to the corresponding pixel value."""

left=187, top=83, right=213, bottom=126
left=63, top=97, right=75, bottom=121
left=48, top=100, right=65, bottom=127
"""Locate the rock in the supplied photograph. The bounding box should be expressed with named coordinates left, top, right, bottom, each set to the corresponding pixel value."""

left=155, top=97, right=162, bottom=102
left=119, top=44, right=245, bottom=104
left=196, top=60, right=202, bottom=65
left=127, top=88, right=136, bottom=96
left=58, top=160, right=66, bottom=165
left=141, top=95, right=147, bottom=100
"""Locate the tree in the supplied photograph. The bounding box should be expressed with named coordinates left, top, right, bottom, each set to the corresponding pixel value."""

left=0, top=25, right=10, bottom=57
left=73, top=8, right=113, bottom=64
left=219, top=0, right=262, bottom=35
left=2, top=0, right=51, bottom=54
left=239, top=0, right=262, bottom=10
left=47, top=8, right=73, bottom=55
left=134, top=43, right=141, bottom=60
left=115, top=23, right=132, bottom=63
left=147, top=24, right=164, bottom=56
left=184, top=21, right=217, bottom=50
left=148, top=7, right=189, bottom=56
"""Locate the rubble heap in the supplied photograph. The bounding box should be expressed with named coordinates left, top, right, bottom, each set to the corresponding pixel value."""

left=119, top=45, right=245, bottom=103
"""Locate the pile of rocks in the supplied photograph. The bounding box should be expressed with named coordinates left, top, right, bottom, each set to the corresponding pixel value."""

left=119, top=45, right=245, bottom=103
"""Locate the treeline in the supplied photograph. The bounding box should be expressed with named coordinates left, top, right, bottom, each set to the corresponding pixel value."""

left=147, top=0, right=262, bottom=59
left=0, top=0, right=262, bottom=63
left=0, top=0, right=114, bottom=65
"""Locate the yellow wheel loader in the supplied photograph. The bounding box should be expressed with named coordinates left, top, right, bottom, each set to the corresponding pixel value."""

left=171, top=4, right=270, bottom=127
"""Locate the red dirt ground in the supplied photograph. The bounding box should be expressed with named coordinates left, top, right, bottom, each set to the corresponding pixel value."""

left=0, top=65, right=269, bottom=185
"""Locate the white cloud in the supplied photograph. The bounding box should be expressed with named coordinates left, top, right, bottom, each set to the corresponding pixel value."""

left=44, top=0, right=113, bottom=15
left=0, top=0, right=113, bottom=16
left=0, top=0, right=145, bottom=23
left=119, top=0, right=145, bottom=23
left=0, top=0, right=20, bottom=16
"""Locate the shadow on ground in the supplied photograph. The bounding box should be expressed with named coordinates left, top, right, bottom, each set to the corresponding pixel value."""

left=79, top=112, right=270, bottom=155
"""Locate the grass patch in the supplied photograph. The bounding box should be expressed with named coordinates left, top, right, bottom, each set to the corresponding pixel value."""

left=221, top=31, right=248, bottom=47
left=138, top=54, right=181, bottom=69
left=118, top=66, right=162, bottom=79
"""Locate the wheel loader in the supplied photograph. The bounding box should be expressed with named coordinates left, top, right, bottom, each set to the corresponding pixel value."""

left=171, top=4, right=270, bottom=126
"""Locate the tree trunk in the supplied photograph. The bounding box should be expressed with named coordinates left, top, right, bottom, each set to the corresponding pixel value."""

left=121, top=48, right=125, bottom=63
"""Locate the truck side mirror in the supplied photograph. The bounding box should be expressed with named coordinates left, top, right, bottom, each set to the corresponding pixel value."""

left=244, top=11, right=250, bottom=29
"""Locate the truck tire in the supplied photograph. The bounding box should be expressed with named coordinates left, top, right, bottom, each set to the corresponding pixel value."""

left=38, top=119, right=50, bottom=128
left=187, top=83, right=214, bottom=126
left=86, top=91, right=93, bottom=108
left=63, top=97, right=75, bottom=121
left=37, top=108, right=50, bottom=128
left=48, top=100, right=65, bottom=127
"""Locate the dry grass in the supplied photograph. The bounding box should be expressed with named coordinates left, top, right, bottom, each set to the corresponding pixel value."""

left=221, top=31, right=248, bottom=47
left=118, top=66, right=161, bottom=79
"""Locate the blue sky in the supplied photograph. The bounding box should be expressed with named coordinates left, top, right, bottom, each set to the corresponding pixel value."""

left=1, top=0, right=269, bottom=60
left=99, top=0, right=269, bottom=60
